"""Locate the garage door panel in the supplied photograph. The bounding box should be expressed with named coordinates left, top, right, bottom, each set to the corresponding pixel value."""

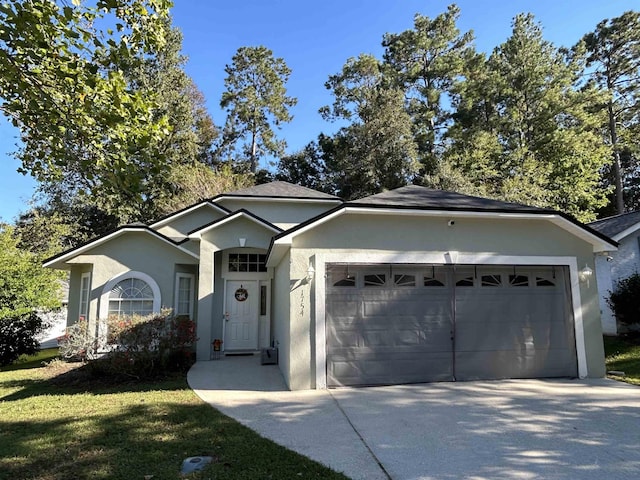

left=328, top=350, right=453, bottom=386
left=328, top=318, right=452, bottom=349
left=456, top=349, right=577, bottom=380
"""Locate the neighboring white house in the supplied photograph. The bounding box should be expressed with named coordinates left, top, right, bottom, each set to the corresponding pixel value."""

left=36, top=279, right=69, bottom=348
left=589, top=211, right=640, bottom=335
left=44, top=182, right=616, bottom=390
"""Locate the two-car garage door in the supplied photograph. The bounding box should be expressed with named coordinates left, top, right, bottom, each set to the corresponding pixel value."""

left=325, top=264, right=577, bottom=387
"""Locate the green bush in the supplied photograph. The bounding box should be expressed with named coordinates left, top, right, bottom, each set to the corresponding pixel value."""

left=58, top=311, right=197, bottom=378
left=0, top=311, right=48, bottom=366
left=607, top=273, right=640, bottom=326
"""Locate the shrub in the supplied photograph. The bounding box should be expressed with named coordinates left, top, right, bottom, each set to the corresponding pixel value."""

left=607, top=273, right=640, bottom=327
left=57, top=319, right=97, bottom=362
left=58, top=310, right=198, bottom=378
left=0, top=311, right=49, bottom=366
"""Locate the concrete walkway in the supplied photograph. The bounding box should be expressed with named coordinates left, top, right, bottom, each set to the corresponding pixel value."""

left=188, top=356, right=640, bottom=480
left=188, top=356, right=388, bottom=479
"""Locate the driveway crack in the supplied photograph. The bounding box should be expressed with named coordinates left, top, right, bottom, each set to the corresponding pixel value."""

left=329, top=390, right=393, bottom=480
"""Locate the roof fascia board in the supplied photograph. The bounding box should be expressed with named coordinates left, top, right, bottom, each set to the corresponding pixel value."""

left=44, top=228, right=199, bottom=268
left=150, top=201, right=229, bottom=229
left=612, top=223, right=640, bottom=242
left=188, top=210, right=282, bottom=239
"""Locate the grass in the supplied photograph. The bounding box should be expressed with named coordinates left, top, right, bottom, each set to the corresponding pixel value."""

left=0, top=347, right=60, bottom=372
left=0, top=352, right=348, bottom=480
left=603, top=333, right=640, bottom=386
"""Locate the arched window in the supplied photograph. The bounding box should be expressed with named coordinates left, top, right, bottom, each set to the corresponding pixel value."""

left=108, top=277, right=155, bottom=317
left=100, top=271, right=161, bottom=319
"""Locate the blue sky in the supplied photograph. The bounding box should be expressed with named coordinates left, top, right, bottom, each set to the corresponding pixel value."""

left=0, top=0, right=636, bottom=222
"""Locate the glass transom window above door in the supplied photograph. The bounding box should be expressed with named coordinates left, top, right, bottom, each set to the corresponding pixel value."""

left=228, top=253, right=267, bottom=272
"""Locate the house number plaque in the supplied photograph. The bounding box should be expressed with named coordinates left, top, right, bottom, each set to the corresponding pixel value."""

left=235, top=286, right=248, bottom=302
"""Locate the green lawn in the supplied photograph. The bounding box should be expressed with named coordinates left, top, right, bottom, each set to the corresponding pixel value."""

left=603, top=334, right=640, bottom=385
left=0, top=354, right=348, bottom=480
left=0, top=347, right=60, bottom=372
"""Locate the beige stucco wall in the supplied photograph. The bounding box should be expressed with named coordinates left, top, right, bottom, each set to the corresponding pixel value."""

left=67, top=232, right=198, bottom=329
left=282, top=213, right=605, bottom=389
left=204, top=216, right=275, bottom=251
left=156, top=206, right=225, bottom=239
left=215, top=199, right=338, bottom=229
left=272, top=250, right=292, bottom=387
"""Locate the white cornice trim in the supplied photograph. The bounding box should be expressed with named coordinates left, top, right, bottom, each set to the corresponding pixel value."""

left=150, top=202, right=228, bottom=229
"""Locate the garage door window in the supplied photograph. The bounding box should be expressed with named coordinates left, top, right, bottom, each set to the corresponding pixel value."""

left=424, top=267, right=447, bottom=287
left=364, top=273, right=386, bottom=287
left=394, top=274, right=416, bottom=287
left=536, top=276, right=555, bottom=286
left=509, top=274, right=529, bottom=286
left=481, top=274, right=502, bottom=287
left=455, top=274, right=474, bottom=287
left=328, top=267, right=356, bottom=287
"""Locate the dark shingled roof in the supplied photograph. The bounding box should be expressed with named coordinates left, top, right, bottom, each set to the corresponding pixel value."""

left=588, top=211, right=640, bottom=238
left=222, top=181, right=341, bottom=200
left=349, top=185, right=553, bottom=213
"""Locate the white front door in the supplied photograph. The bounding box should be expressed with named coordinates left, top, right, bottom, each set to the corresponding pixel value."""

left=224, top=281, right=258, bottom=350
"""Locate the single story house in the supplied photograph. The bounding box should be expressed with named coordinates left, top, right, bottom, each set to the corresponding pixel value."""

left=45, top=181, right=616, bottom=390
left=589, top=211, right=640, bottom=335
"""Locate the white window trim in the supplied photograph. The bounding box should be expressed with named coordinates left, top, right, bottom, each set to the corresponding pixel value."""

left=99, top=271, right=161, bottom=320
left=313, top=252, right=587, bottom=389
left=79, top=272, right=91, bottom=321
left=221, top=248, right=272, bottom=280
left=174, top=273, right=195, bottom=318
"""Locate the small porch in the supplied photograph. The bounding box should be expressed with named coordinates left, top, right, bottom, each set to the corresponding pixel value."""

left=188, top=354, right=287, bottom=392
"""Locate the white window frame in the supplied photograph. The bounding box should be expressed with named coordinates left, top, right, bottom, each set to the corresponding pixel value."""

left=174, top=273, right=195, bottom=318
left=79, top=272, right=91, bottom=321
left=99, top=271, right=161, bottom=320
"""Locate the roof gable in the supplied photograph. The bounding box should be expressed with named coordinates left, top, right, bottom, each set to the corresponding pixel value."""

left=266, top=185, right=617, bottom=266
left=188, top=209, right=282, bottom=239
left=44, top=226, right=199, bottom=269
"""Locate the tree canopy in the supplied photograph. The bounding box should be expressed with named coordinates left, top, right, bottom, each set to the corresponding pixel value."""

left=220, top=46, right=297, bottom=173
left=582, top=10, right=640, bottom=215
left=0, top=0, right=174, bottom=220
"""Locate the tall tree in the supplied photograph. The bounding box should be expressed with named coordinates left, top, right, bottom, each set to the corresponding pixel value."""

left=582, top=11, right=640, bottom=215
left=0, top=0, right=172, bottom=220
left=220, top=46, right=297, bottom=173
left=382, top=4, right=476, bottom=176
left=321, top=54, right=419, bottom=199
left=446, top=14, right=609, bottom=222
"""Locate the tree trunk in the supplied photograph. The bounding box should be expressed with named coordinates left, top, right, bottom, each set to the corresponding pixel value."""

left=608, top=101, right=624, bottom=214
left=250, top=130, right=257, bottom=173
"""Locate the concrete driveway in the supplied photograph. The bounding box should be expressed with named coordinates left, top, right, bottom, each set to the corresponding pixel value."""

left=188, top=357, right=640, bottom=480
